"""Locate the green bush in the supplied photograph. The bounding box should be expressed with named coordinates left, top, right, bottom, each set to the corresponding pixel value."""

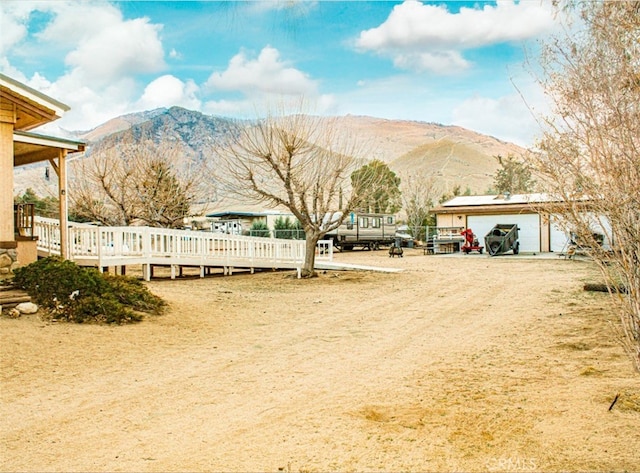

left=248, top=220, right=270, bottom=238
left=273, top=216, right=305, bottom=239
left=12, top=257, right=166, bottom=324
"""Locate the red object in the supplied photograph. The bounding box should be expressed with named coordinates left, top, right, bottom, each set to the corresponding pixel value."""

left=460, top=228, right=484, bottom=254
left=461, top=228, right=474, bottom=245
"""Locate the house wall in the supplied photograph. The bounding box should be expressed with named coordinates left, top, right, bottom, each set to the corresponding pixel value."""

left=0, top=118, right=15, bottom=244
left=16, top=239, right=37, bottom=266
left=436, top=213, right=466, bottom=228
left=540, top=213, right=550, bottom=252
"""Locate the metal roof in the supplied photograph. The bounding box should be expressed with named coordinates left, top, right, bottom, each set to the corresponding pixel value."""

left=441, top=193, right=555, bottom=207
left=206, top=210, right=291, bottom=218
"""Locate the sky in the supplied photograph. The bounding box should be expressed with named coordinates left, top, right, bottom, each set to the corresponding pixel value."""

left=1, top=0, right=560, bottom=147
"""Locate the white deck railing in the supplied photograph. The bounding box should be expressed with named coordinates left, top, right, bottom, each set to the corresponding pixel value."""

left=34, top=217, right=333, bottom=279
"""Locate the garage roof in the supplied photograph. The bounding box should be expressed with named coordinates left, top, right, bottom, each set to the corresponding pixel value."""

left=441, top=193, right=554, bottom=207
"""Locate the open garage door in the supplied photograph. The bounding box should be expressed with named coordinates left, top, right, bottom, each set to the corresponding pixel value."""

left=467, top=214, right=541, bottom=253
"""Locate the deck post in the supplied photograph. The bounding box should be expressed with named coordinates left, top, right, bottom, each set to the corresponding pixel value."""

left=142, top=227, right=151, bottom=259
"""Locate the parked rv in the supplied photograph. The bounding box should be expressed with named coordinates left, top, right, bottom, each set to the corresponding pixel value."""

left=326, top=212, right=397, bottom=250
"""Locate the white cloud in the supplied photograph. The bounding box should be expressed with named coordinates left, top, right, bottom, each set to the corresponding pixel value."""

left=32, top=2, right=166, bottom=86
left=393, top=51, right=471, bottom=75
left=0, top=2, right=30, bottom=56
left=1, top=1, right=168, bottom=130
left=136, top=75, right=201, bottom=111
left=203, top=46, right=339, bottom=118
left=206, top=46, right=318, bottom=97
left=63, top=17, right=165, bottom=85
left=451, top=81, right=550, bottom=147
left=356, top=0, right=556, bottom=74
left=36, top=71, right=137, bottom=131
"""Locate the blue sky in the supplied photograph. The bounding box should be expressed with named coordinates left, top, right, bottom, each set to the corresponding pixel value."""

left=1, top=1, right=558, bottom=146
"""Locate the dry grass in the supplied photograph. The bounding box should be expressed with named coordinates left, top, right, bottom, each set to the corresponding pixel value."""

left=1, top=250, right=638, bottom=472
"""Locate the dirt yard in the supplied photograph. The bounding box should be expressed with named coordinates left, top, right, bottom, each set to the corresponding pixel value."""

left=1, top=250, right=639, bottom=472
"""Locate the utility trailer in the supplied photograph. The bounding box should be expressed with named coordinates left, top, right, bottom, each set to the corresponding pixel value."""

left=484, top=224, right=520, bottom=256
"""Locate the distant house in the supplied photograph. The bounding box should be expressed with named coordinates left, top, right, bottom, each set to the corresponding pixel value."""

left=433, top=193, right=610, bottom=253
left=205, top=210, right=296, bottom=236
left=1, top=73, right=85, bottom=269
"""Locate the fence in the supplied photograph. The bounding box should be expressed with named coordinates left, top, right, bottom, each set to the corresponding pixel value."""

left=34, top=218, right=332, bottom=279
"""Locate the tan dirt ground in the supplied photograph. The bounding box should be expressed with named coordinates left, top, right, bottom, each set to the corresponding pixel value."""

left=1, top=249, right=639, bottom=473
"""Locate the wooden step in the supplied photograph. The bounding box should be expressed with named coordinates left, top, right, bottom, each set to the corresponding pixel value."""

left=0, top=289, right=32, bottom=308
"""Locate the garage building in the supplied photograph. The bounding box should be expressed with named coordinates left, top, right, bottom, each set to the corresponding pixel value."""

left=433, top=193, right=575, bottom=254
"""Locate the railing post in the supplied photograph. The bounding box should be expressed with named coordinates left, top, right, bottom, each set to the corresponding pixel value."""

left=97, top=226, right=103, bottom=267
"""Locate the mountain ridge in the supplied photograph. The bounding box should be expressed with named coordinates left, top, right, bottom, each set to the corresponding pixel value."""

left=14, top=107, right=526, bottom=212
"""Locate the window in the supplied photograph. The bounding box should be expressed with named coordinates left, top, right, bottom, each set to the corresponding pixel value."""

left=372, top=217, right=381, bottom=228
left=387, top=216, right=394, bottom=225
left=359, top=217, right=369, bottom=228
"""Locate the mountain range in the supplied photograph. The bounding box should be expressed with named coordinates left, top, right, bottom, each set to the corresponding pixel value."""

left=14, top=107, right=525, bottom=214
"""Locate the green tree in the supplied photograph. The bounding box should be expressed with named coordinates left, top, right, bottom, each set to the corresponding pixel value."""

left=14, top=188, right=59, bottom=218
left=438, top=184, right=471, bottom=204
left=350, top=160, right=401, bottom=213
left=489, top=154, right=535, bottom=195
left=248, top=220, right=270, bottom=238
left=135, top=159, right=191, bottom=228
left=274, top=216, right=304, bottom=239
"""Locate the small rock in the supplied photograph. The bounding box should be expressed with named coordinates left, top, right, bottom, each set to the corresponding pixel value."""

left=16, top=302, right=38, bottom=314
left=8, top=308, right=20, bottom=318
left=0, top=253, right=12, bottom=269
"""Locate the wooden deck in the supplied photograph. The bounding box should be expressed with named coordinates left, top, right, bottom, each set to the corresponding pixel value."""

left=35, top=218, right=333, bottom=280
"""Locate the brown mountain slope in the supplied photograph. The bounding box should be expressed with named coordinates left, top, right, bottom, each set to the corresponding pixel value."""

left=390, top=139, right=500, bottom=194
left=313, top=115, right=525, bottom=194
left=14, top=110, right=526, bottom=209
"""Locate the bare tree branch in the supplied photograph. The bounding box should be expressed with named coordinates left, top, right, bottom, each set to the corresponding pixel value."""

left=530, top=1, right=640, bottom=371
left=213, top=106, right=383, bottom=277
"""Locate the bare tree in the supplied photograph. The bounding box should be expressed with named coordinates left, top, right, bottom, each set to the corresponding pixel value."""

left=70, top=139, right=206, bottom=228
left=400, top=171, right=439, bottom=242
left=530, top=2, right=640, bottom=371
left=213, top=109, right=382, bottom=278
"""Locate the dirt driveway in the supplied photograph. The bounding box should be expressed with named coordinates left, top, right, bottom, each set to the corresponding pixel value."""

left=1, top=250, right=639, bottom=472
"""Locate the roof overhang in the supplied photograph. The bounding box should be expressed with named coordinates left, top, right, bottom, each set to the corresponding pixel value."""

left=206, top=210, right=292, bottom=218
left=14, top=131, right=85, bottom=166
left=1, top=73, right=70, bottom=131
left=433, top=193, right=592, bottom=215
left=435, top=202, right=539, bottom=215
left=434, top=193, right=559, bottom=215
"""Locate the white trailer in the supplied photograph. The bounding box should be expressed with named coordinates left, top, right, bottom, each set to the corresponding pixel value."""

left=326, top=212, right=397, bottom=250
